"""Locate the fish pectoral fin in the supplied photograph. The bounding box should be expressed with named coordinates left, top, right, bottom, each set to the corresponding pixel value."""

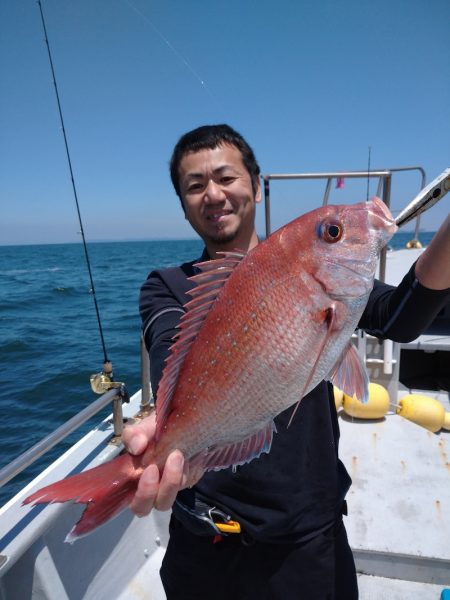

left=189, top=420, right=276, bottom=473
left=286, top=304, right=338, bottom=428
left=328, top=341, right=369, bottom=403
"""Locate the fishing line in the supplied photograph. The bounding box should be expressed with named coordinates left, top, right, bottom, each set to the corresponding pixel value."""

left=122, top=0, right=215, bottom=99
left=366, top=145, right=371, bottom=201
left=37, top=0, right=110, bottom=365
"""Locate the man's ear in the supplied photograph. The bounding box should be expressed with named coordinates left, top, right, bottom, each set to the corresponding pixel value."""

left=254, top=179, right=262, bottom=204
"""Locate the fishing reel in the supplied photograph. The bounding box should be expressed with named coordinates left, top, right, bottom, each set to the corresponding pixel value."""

left=90, top=362, right=130, bottom=442
left=90, top=361, right=126, bottom=396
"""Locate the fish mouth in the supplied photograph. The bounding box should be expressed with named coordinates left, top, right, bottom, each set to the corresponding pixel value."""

left=367, top=197, right=397, bottom=236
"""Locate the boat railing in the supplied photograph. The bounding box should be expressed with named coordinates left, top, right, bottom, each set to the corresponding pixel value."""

left=0, top=387, right=128, bottom=490
left=140, top=334, right=152, bottom=408
left=0, top=333, right=155, bottom=493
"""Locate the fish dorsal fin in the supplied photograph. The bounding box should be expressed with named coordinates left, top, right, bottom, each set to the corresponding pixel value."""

left=328, top=341, right=369, bottom=403
left=155, top=251, right=246, bottom=441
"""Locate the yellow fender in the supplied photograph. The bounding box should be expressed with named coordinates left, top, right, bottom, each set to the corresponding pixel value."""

left=443, top=411, right=450, bottom=431
left=333, top=386, right=344, bottom=410
left=343, top=383, right=390, bottom=419
left=396, top=394, right=445, bottom=433
left=442, top=412, right=450, bottom=431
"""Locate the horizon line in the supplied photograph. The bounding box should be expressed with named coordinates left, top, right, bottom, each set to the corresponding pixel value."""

left=0, top=228, right=437, bottom=249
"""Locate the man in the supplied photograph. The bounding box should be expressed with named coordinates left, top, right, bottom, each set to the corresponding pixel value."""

left=123, top=124, right=450, bottom=599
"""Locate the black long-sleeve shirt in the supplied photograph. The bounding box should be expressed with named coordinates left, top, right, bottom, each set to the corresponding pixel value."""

left=139, top=251, right=450, bottom=543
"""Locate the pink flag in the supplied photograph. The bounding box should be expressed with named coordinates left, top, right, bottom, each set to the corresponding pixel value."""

left=336, top=177, right=345, bottom=189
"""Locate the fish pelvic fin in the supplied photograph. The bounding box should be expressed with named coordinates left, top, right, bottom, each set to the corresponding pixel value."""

left=22, top=453, right=141, bottom=541
left=155, top=251, right=246, bottom=441
left=188, top=420, right=276, bottom=473
left=328, top=341, right=369, bottom=403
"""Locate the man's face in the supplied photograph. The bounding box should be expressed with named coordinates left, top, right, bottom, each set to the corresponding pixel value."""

left=178, top=143, right=261, bottom=248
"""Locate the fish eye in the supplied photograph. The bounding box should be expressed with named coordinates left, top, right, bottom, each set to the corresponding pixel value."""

left=320, top=220, right=343, bottom=243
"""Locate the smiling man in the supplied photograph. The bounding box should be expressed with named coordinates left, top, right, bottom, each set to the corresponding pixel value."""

left=123, top=124, right=450, bottom=599
left=174, top=133, right=261, bottom=256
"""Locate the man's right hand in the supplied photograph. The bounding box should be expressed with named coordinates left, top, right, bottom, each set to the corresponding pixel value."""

left=122, top=413, right=204, bottom=516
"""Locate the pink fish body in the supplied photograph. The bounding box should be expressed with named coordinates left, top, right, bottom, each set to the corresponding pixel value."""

left=24, top=198, right=396, bottom=539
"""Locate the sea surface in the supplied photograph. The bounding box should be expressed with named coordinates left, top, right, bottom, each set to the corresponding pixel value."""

left=0, top=232, right=436, bottom=506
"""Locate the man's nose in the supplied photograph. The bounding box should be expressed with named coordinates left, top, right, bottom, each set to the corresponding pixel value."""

left=204, top=179, right=226, bottom=203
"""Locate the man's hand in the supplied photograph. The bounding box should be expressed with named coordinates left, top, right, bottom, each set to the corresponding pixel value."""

left=122, top=413, right=204, bottom=516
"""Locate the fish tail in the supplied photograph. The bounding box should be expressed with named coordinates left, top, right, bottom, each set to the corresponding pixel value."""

left=23, top=453, right=142, bottom=541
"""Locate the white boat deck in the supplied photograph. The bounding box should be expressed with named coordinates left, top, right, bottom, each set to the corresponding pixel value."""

left=340, top=402, right=450, bottom=591
left=338, top=246, right=450, bottom=595
left=382, top=247, right=423, bottom=286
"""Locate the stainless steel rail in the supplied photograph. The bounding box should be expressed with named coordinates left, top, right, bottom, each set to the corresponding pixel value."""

left=140, top=335, right=153, bottom=411
left=0, top=387, right=125, bottom=489
left=0, top=332, right=154, bottom=493
left=262, top=167, right=426, bottom=239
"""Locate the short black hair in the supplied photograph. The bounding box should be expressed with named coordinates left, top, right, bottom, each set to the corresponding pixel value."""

left=169, top=124, right=261, bottom=201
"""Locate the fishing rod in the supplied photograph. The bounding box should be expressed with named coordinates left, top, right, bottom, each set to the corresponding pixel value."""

left=37, top=1, right=120, bottom=394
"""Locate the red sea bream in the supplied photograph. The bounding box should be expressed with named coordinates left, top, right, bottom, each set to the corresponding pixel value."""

left=24, top=197, right=396, bottom=539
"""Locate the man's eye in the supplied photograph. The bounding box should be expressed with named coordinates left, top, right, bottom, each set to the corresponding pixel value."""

left=187, top=183, right=203, bottom=192
left=221, top=176, right=235, bottom=185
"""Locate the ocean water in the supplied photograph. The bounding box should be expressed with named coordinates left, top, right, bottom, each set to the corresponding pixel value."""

left=0, top=232, right=436, bottom=506
left=0, top=239, right=203, bottom=506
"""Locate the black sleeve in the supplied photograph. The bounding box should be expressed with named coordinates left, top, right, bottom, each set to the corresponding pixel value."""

left=139, top=271, right=185, bottom=397
left=139, top=253, right=205, bottom=399
left=359, top=262, right=450, bottom=342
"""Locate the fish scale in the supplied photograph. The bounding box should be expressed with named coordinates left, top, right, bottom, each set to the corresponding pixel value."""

left=23, top=198, right=396, bottom=540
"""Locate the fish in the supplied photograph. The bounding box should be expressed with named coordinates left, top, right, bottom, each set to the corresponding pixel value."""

left=23, top=197, right=396, bottom=541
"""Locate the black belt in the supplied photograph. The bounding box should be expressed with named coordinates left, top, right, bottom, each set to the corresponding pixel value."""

left=172, top=498, right=348, bottom=542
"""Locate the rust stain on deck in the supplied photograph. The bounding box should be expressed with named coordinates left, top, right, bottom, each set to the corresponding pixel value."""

left=351, top=455, right=358, bottom=478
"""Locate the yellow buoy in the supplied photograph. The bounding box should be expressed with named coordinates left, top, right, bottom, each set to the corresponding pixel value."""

left=333, top=386, right=344, bottom=410
left=343, top=383, right=390, bottom=419
left=443, top=412, right=450, bottom=431
left=396, top=394, right=445, bottom=433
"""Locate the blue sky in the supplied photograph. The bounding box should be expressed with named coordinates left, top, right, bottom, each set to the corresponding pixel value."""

left=1, top=0, right=449, bottom=245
